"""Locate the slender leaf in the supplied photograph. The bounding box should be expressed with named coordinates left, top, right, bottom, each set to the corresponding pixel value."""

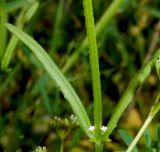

left=49, top=0, right=64, bottom=56
left=156, top=124, right=160, bottom=141
left=5, top=23, right=92, bottom=138
left=40, top=85, right=52, bottom=114
left=1, top=2, right=39, bottom=70
left=143, top=129, right=151, bottom=147
left=6, top=0, right=30, bottom=12
left=119, top=129, right=138, bottom=152
left=24, top=2, right=39, bottom=23
left=144, top=6, right=160, bottom=18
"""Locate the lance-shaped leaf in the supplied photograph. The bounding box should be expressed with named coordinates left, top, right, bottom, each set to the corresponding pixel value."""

left=5, top=23, right=92, bottom=138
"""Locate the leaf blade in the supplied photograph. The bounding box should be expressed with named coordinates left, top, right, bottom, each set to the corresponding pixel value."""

left=119, top=129, right=138, bottom=152
left=5, top=23, right=91, bottom=137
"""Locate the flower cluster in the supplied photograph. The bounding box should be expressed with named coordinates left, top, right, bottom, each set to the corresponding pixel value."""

left=51, top=114, right=79, bottom=129
left=50, top=114, right=79, bottom=139
left=34, top=146, right=47, bottom=152
left=89, top=125, right=107, bottom=132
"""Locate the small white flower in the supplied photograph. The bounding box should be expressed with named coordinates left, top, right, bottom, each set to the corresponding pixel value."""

left=100, top=126, right=107, bottom=132
left=42, top=147, right=46, bottom=150
left=89, top=126, right=95, bottom=131
left=70, top=114, right=77, bottom=121
left=70, top=114, right=74, bottom=119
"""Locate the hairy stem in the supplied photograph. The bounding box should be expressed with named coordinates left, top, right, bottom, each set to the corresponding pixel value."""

left=62, top=0, right=125, bottom=73
left=83, top=0, right=102, bottom=130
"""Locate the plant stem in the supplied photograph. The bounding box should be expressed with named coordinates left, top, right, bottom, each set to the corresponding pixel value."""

left=126, top=116, right=152, bottom=152
left=83, top=0, right=102, bottom=130
left=126, top=93, right=160, bottom=152
left=60, top=139, right=64, bottom=152
left=62, top=0, right=125, bottom=73
left=103, top=49, right=160, bottom=140
left=95, top=141, right=104, bottom=152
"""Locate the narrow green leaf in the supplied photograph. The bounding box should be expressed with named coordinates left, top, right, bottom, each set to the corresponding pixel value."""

left=156, top=124, right=160, bottom=141
left=6, top=0, right=30, bottom=12
left=24, top=2, right=39, bottom=23
left=40, top=86, right=52, bottom=114
left=119, top=129, right=138, bottom=152
left=104, top=50, right=160, bottom=140
left=1, top=36, right=18, bottom=70
left=1, top=2, right=39, bottom=70
left=5, top=23, right=91, bottom=138
left=144, top=6, right=160, bottom=18
left=49, top=0, right=64, bottom=56
left=143, top=129, right=151, bottom=147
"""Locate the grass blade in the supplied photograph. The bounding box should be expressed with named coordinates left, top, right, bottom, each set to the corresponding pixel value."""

left=1, top=2, right=39, bottom=70
left=119, top=129, right=138, bottom=152
left=6, top=0, right=30, bottom=12
left=5, top=23, right=91, bottom=138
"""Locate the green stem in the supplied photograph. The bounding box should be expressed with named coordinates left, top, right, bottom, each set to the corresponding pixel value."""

left=60, top=139, right=64, bottom=152
left=127, top=116, right=152, bottom=152
left=83, top=0, right=102, bottom=130
left=95, top=141, right=103, bottom=152
left=103, top=49, right=160, bottom=140
left=0, top=0, right=6, bottom=61
left=62, top=0, right=125, bottom=73
left=126, top=93, right=160, bottom=152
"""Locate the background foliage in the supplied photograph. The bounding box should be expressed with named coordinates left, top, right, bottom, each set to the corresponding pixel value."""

left=0, top=0, right=160, bottom=151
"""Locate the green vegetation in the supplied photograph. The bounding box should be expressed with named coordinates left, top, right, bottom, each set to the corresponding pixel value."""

left=0, top=0, right=160, bottom=151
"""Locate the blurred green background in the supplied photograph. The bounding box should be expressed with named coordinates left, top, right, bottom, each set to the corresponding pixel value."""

left=0, top=0, right=160, bottom=151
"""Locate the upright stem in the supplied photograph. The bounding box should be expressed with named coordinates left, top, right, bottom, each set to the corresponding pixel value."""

left=62, top=0, right=125, bottom=73
left=126, top=93, right=160, bottom=152
left=83, top=0, right=102, bottom=130
left=60, top=139, right=64, bottom=152
left=95, top=141, right=104, bottom=152
left=126, top=116, right=152, bottom=152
